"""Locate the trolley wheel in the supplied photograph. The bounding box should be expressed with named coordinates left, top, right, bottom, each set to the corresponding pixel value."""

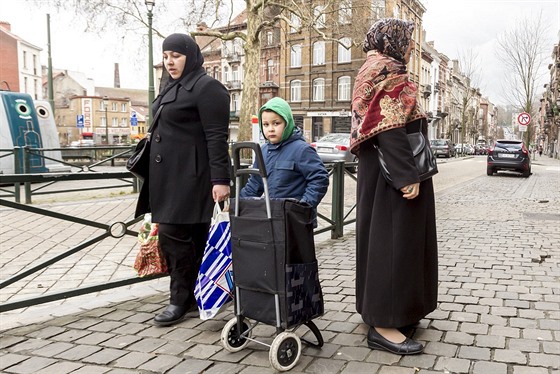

left=269, top=332, right=302, bottom=372
left=221, top=318, right=251, bottom=352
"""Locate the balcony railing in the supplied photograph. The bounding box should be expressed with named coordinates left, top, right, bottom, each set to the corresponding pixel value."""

left=226, top=80, right=242, bottom=90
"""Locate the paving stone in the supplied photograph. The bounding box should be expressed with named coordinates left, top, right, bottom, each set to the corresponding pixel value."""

left=399, top=354, right=437, bottom=369
left=153, top=340, right=195, bottom=356
left=55, top=345, right=103, bottom=360
left=508, top=339, right=541, bottom=352
left=211, top=348, right=252, bottom=363
left=433, top=357, right=471, bottom=374
left=166, top=359, right=213, bottom=374
left=25, top=326, right=66, bottom=339
left=136, top=354, right=184, bottom=372
left=443, top=331, right=474, bottom=345
left=512, top=366, right=550, bottom=374
left=184, top=343, right=223, bottom=359
left=305, top=357, right=346, bottom=374
left=529, top=353, right=560, bottom=368
left=3, top=356, right=57, bottom=374
left=490, top=326, right=520, bottom=338
left=457, top=346, right=490, bottom=360
left=423, top=342, right=458, bottom=357
left=8, top=338, right=51, bottom=353
left=111, top=351, right=156, bottom=369
left=459, top=322, right=488, bottom=334
left=475, top=334, right=505, bottom=348
left=74, top=332, right=115, bottom=345
left=430, top=320, right=459, bottom=332
left=33, top=342, right=75, bottom=357
left=472, top=361, right=507, bottom=374
left=494, top=349, right=527, bottom=364
left=50, top=329, right=92, bottom=342
left=543, top=342, right=560, bottom=354
left=522, top=328, right=553, bottom=341
left=340, top=361, right=380, bottom=374
left=0, top=353, right=29, bottom=371
left=333, top=346, right=370, bottom=361
left=34, top=361, right=84, bottom=374
left=69, top=365, right=110, bottom=373
left=365, top=350, right=400, bottom=365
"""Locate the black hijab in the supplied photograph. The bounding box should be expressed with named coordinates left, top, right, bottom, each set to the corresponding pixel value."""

left=156, top=33, right=205, bottom=101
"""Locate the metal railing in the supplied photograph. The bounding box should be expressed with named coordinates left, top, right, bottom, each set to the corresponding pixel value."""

left=0, top=148, right=357, bottom=312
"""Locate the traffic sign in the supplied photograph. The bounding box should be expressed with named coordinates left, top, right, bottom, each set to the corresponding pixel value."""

left=131, top=117, right=138, bottom=126
left=517, top=112, right=531, bottom=126
left=76, top=114, right=84, bottom=128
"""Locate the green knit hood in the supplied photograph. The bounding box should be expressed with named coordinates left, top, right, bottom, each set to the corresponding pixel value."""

left=258, top=97, right=295, bottom=142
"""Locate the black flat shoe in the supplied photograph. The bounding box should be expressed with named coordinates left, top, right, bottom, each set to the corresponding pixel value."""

left=154, top=304, right=188, bottom=326
left=398, top=322, right=420, bottom=338
left=367, top=327, right=424, bottom=355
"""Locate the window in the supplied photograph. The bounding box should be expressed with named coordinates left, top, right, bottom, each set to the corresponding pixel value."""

left=112, top=117, right=118, bottom=127
left=338, top=76, right=351, bottom=101
left=313, top=41, right=325, bottom=66
left=112, top=102, right=118, bottom=111
left=121, top=103, right=127, bottom=112
left=23, top=51, right=27, bottom=69
left=313, top=78, right=325, bottom=102
left=231, top=93, right=240, bottom=112
left=224, top=66, right=229, bottom=82
left=290, top=44, right=302, bottom=68
left=339, top=0, right=352, bottom=24
left=32, top=55, right=37, bottom=74
left=290, top=13, right=301, bottom=33
left=267, top=59, right=274, bottom=81
left=314, top=6, right=326, bottom=29
left=290, top=80, right=302, bottom=102
left=338, top=38, right=352, bottom=63
left=232, top=65, right=239, bottom=81
left=213, top=66, right=220, bottom=80
left=393, top=4, right=400, bottom=18
left=266, top=31, right=273, bottom=45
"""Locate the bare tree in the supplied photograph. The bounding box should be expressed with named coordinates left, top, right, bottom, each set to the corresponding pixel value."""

left=497, top=13, right=549, bottom=145
left=449, top=49, right=482, bottom=147
left=36, top=0, right=375, bottom=141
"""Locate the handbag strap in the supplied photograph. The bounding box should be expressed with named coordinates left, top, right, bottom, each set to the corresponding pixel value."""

left=146, top=104, right=165, bottom=138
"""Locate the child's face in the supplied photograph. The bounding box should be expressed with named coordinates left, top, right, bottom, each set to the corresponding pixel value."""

left=261, top=111, right=286, bottom=144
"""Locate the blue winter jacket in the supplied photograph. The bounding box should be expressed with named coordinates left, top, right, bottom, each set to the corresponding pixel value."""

left=240, top=129, right=329, bottom=211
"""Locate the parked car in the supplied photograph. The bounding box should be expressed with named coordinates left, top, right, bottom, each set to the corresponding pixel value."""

left=455, top=143, right=474, bottom=155
left=430, top=139, right=456, bottom=158
left=311, top=133, right=357, bottom=173
left=487, top=139, right=531, bottom=177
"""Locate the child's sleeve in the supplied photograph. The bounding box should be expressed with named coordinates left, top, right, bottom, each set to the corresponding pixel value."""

left=298, top=145, right=329, bottom=208
left=239, top=161, right=264, bottom=198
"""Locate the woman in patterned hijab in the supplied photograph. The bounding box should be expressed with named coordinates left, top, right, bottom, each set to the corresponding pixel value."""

left=363, top=18, right=415, bottom=62
left=351, top=18, right=438, bottom=357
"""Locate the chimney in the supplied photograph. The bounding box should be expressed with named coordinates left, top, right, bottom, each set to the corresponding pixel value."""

left=114, top=63, right=120, bottom=88
left=0, top=21, right=11, bottom=32
left=197, top=22, right=208, bottom=32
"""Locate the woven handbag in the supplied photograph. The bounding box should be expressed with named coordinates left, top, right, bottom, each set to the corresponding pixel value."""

left=133, top=214, right=168, bottom=277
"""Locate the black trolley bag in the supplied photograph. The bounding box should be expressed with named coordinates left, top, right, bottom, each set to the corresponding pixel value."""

left=220, top=142, right=324, bottom=372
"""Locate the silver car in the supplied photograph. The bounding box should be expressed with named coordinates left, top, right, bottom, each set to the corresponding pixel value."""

left=311, top=133, right=357, bottom=172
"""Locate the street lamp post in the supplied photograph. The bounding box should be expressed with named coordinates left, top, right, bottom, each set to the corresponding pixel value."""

left=103, top=96, right=109, bottom=145
left=146, top=0, right=155, bottom=123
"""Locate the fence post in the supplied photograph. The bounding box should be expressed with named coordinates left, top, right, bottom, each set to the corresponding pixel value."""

left=23, top=146, right=32, bottom=204
left=13, top=146, right=22, bottom=203
left=331, top=161, right=345, bottom=239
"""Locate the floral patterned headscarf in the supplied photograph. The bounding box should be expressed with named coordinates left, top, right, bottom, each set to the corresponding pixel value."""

left=363, top=18, right=414, bottom=63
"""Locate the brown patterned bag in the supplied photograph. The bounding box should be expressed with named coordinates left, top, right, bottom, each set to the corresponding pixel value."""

left=133, top=214, right=168, bottom=277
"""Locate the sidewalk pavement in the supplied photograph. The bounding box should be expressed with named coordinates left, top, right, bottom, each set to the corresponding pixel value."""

left=1, top=156, right=559, bottom=373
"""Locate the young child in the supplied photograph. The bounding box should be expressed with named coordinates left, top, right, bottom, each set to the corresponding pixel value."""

left=239, top=97, right=329, bottom=223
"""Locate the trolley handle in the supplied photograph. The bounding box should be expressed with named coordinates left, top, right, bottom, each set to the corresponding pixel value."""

left=232, top=142, right=267, bottom=178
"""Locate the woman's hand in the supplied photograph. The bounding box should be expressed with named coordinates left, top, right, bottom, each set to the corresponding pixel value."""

left=213, top=185, right=230, bottom=202
left=401, top=182, right=420, bottom=199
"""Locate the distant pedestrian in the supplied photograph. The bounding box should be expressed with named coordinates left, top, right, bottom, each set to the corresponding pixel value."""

left=135, top=33, right=231, bottom=327
left=350, top=18, right=438, bottom=355
left=539, top=146, right=543, bottom=157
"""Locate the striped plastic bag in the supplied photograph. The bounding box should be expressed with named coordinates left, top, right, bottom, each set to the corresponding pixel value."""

left=194, top=201, right=234, bottom=320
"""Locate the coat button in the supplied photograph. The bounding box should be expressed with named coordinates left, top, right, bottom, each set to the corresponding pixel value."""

left=155, top=154, right=162, bottom=163
left=154, top=134, right=161, bottom=142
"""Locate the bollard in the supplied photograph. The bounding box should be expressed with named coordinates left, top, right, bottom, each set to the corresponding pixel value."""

left=13, top=146, right=22, bottom=203
left=23, top=146, right=32, bottom=204
left=331, top=161, right=345, bottom=239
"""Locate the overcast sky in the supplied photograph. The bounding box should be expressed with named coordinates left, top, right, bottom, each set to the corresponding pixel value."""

left=3, top=0, right=559, bottom=106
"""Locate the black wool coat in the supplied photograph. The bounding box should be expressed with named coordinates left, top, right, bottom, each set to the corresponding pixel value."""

left=355, top=120, right=438, bottom=328
left=135, top=68, right=231, bottom=224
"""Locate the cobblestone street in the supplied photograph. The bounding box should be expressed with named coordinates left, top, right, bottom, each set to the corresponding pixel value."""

left=1, top=156, right=559, bottom=373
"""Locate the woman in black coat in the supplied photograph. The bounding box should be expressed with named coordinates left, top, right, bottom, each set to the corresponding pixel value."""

left=350, top=19, right=438, bottom=355
left=136, top=33, right=231, bottom=326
